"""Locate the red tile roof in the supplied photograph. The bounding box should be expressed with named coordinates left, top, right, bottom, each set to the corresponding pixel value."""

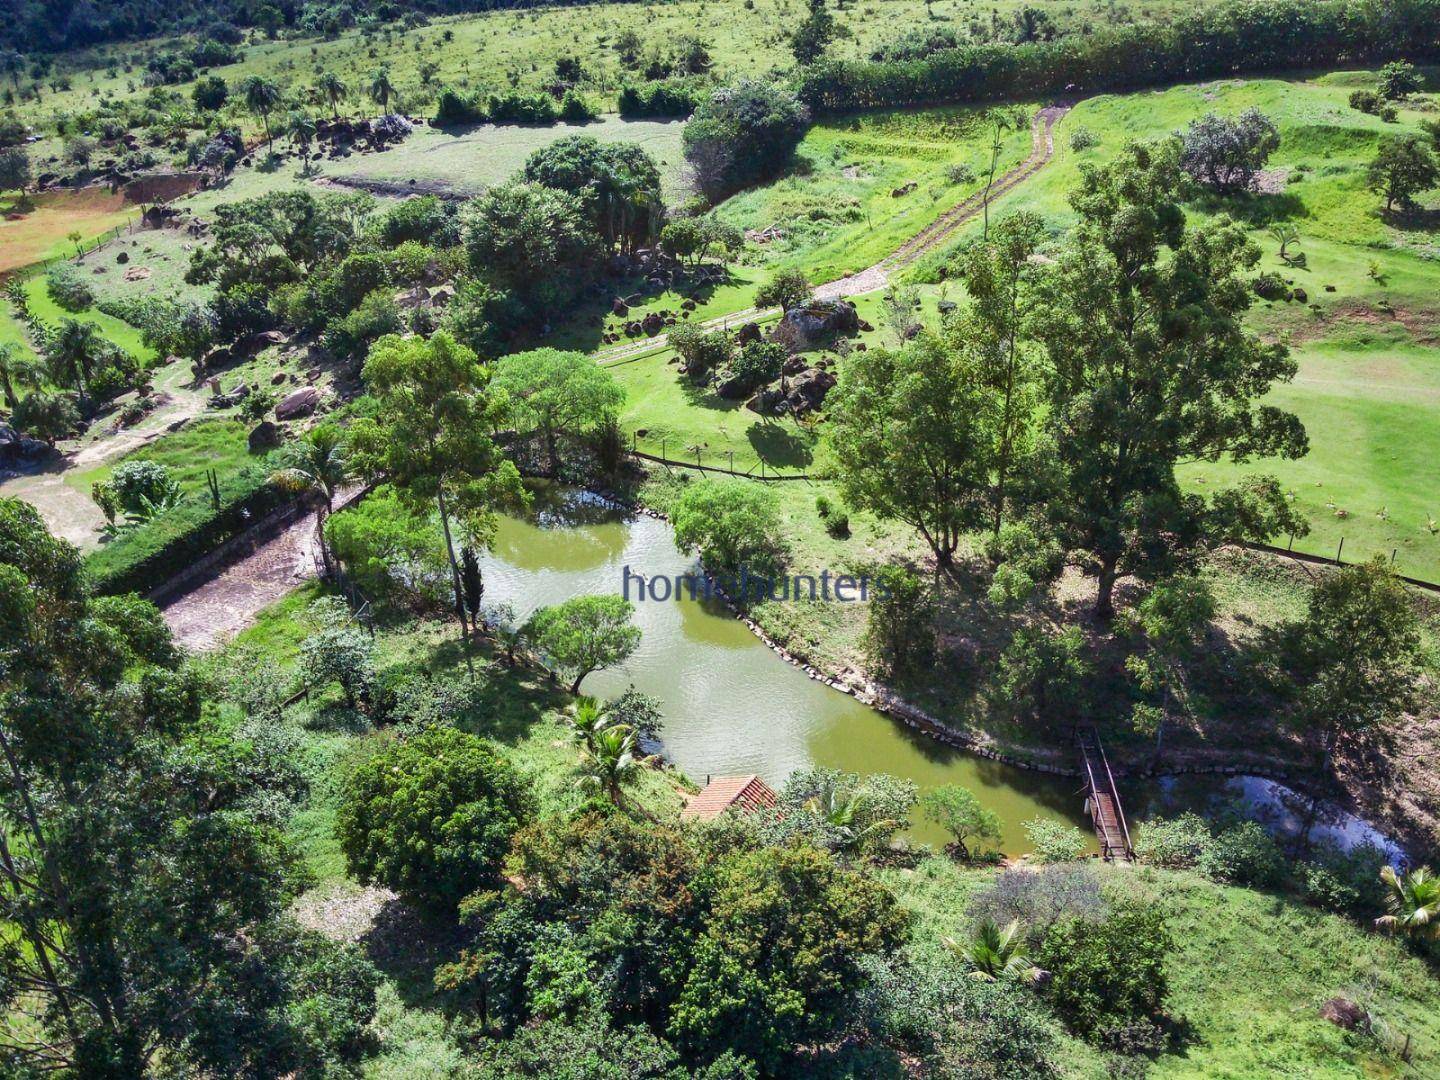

left=680, top=775, right=779, bottom=821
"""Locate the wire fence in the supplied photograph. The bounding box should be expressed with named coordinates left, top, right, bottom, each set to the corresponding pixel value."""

left=5, top=218, right=138, bottom=283
left=627, top=431, right=824, bottom=482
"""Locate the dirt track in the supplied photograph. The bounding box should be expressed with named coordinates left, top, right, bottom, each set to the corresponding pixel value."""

left=592, top=102, right=1072, bottom=365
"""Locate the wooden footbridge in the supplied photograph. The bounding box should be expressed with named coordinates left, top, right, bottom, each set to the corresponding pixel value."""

left=1077, top=727, right=1134, bottom=862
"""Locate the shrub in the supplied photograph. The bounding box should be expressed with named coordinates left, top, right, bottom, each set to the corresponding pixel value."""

left=1069, top=126, right=1100, bottom=151
left=969, top=864, right=1107, bottom=939
left=298, top=597, right=375, bottom=711
left=374, top=195, right=459, bottom=248
left=1035, top=901, right=1173, bottom=1039
left=1199, top=820, right=1287, bottom=887
left=1378, top=59, right=1422, bottom=99
left=11, top=391, right=80, bottom=445
left=717, top=340, right=784, bottom=396
left=1178, top=108, right=1279, bottom=193
left=1253, top=270, right=1289, bottom=300
left=432, top=86, right=486, bottom=126
left=335, top=726, right=530, bottom=911
left=1298, top=842, right=1389, bottom=916
left=668, top=323, right=734, bottom=377
left=45, top=264, right=94, bottom=312
left=1133, top=812, right=1214, bottom=869
left=618, top=80, right=700, bottom=118
left=683, top=80, right=810, bottom=202
left=559, top=90, right=598, bottom=123
left=1023, top=818, right=1089, bottom=864
left=488, top=90, right=558, bottom=124
left=1350, top=88, right=1383, bottom=114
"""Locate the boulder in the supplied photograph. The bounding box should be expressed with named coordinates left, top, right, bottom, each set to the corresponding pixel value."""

left=116, top=250, right=129, bottom=264
left=275, top=386, right=319, bottom=421
left=746, top=387, right=785, bottom=413
left=612, top=297, right=630, bottom=316
left=270, top=371, right=288, bottom=386
left=642, top=312, right=665, bottom=336
left=248, top=420, right=281, bottom=451
left=0, top=423, right=52, bottom=466
left=1318, top=998, right=1368, bottom=1032
left=430, top=283, right=455, bottom=306
left=236, top=330, right=287, bottom=356
left=770, top=300, right=859, bottom=349
left=782, top=355, right=807, bottom=376
left=786, top=367, right=837, bottom=414
left=735, top=321, right=762, bottom=345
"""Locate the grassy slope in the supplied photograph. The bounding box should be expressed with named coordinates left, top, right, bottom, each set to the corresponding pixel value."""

left=884, top=857, right=1440, bottom=1080
left=20, top=274, right=154, bottom=362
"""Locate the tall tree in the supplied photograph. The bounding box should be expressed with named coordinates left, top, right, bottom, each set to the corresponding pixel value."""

left=525, top=594, right=641, bottom=694
left=959, top=210, right=1047, bottom=537
left=368, top=67, right=396, bottom=113
left=271, top=423, right=350, bottom=574
left=316, top=71, right=347, bottom=119
left=1032, top=141, right=1308, bottom=617
left=0, top=499, right=379, bottom=1074
left=45, top=318, right=108, bottom=398
left=349, top=332, right=526, bottom=646
left=825, top=334, right=992, bottom=576
left=0, top=340, right=40, bottom=408
left=241, top=74, right=282, bottom=147
left=288, top=111, right=317, bottom=172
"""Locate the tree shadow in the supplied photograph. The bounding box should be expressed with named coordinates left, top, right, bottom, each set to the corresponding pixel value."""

left=1191, top=189, right=1307, bottom=227
left=745, top=420, right=816, bottom=469
left=1382, top=205, right=1440, bottom=234
left=361, top=895, right=468, bottom=1009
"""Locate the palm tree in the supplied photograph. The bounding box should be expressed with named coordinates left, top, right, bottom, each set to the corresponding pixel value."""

left=576, top=725, right=646, bottom=809
left=288, top=112, right=317, bottom=173
left=242, top=75, right=283, bottom=148
left=0, top=342, right=41, bottom=409
left=1376, top=865, right=1440, bottom=942
left=945, top=918, right=1036, bottom=983
left=316, top=72, right=348, bottom=120
left=271, top=423, right=349, bottom=572
left=46, top=319, right=106, bottom=398
left=567, top=696, right=612, bottom=754
left=804, top=788, right=897, bottom=855
left=368, top=68, right=396, bottom=115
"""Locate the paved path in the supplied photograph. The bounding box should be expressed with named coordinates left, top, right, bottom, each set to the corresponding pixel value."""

left=158, top=506, right=323, bottom=651
left=592, top=102, right=1071, bottom=366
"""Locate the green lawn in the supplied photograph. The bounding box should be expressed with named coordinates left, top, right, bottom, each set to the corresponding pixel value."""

left=21, top=275, right=155, bottom=364
left=68, top=416, right=259, bottom=495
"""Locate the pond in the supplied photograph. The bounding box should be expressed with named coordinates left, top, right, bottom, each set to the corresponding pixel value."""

left=478, top=486, right=1092, bottom=853
left=479, top=486, right=1407, bottom=862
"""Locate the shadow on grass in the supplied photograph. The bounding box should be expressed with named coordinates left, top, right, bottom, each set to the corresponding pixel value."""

left=745, top=419, right=816, bottom=469
left=362, top=895, right=468, bottom=1010
left=1192, top=189, right=1307, bottom=227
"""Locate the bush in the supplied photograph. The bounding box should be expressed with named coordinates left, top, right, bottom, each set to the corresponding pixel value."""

left=1069, top=126, right=1100, bottom=151
left=717, top=340, right=785, bottom=396
left=559, top=90, right=598, bottom=123
left=1349, top=88, right=1383, bottom=114
left=1035, top=901, right=1173, bottom=1039
left=336, top=726, right=530, bottom=911
left=1253, top=270, right=1289, bottom=300
left=668, top=323, right=734, bottom=377
left=46, top=264, right=94, bottom=312
left=1198, top=820, right=1287, bottom=887
left=1298, top=842, right=1389, bottom=916
left=618, top=80, right=700, bottom=118
left=11, top=391, right=80, bottom=445
left=374, top=195, right=459, bottom=249
left=432, top=86, right=486, bottom=126
left=1023, top=818, right=1090, bottom=864
left=671, top=479, right=787, bottom=577
left=1178, top=108, right=1279, bottom=192
left=488, top=90, right=558, bottom=124
left=969, top=864, right=1107, bottom=939
left=85, top=466, right=292, bottom=596
left=1133, top=812, right=1214, bottom=869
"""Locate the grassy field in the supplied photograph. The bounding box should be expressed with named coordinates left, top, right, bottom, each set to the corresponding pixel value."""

left=886, top=857, right=1440, bottom=1079
left=13, top=0, right=1227, bottom=130
left=20, top=274, right=155, bottom=362
left=67, top=416, right=259, bottom=495
left=0, top=189, right=139, bottom=276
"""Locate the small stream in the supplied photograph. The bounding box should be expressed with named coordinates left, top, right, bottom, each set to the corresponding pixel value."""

left=480, top=486, right=1404, bottom=860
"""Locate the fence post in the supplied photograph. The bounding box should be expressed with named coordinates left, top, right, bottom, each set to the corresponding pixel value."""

left=1335, top=537, right=1344, bottom=565
left=729, top=450, right=734, bottom=474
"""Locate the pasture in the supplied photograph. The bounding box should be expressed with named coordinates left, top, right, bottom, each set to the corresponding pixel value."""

left=0, top=187, right=138, bottom=276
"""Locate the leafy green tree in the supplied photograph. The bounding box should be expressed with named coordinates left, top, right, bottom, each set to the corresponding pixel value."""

left=670, top=479, right=787, bottom=577
left=1178, top=108, right=1280, bottom=193
left=1378, top=59, right=1422, bottom=100
left=491, top=348, right=624, bottom=476
left=298, top=596, right=374, bottom=710
left=1033, top=141, right=1308, bottom=618
left=288, top=111, right=317, bottom=172
left=241, top=74, right=283, bottom=147
left=462, top=180, right=604, bottom=314
left=958, top=211, right=1047, bottom=536
left=683, top=80, right=810, bottom=202
left=992, top=625, right=1092, bottom=728
left=669, top=843, right=908, bottom=1068
left=1281, top=558, right=1421, bottom=759
left=0, top=145, right=30, bottom=198
left=1120, top=574, right=1214, bottom=764
left=668, top=322, right=734, bottom=378
left=0, top=498, right=378, bottom=1074
left=921, top=784, right=1002, bottom=859
left=336, top=726, right=530, bottom=911
left=45, top=317, right=109, bottom=398
left=523, top=135, right=664, bottom=254
left=1376, top=865, right=1440, bottom=942
left=768, top=766, right=916, bottom=857
left=0, top=340, right=40, bottom=408
left=188, top=189, right=370, bottom=292
left=825, top=334, right=991, bottom=575
left=474, top=1010, right=701, bottom=1078
left=790, top=0, right=836, bottom=65
left=753, top=266, right=812, bottom=312
left=90, top=459, right=180, bottom=527
left=10, top=389, right=78, bottom=444
left=862, top=563, right=935, bottom=678
left=1034, top=901, right=1172, bottom=1039
left=349, top=331, right=525, bottom=644
left=659, top=216, right=743, bottom=268
left=1367, top=134, right=1438, bottom=211
left=526, top=594, right=641, bottom=693
left=192, top=73, right=227, bottom=110
left=315, top=71, right=347, bottom=119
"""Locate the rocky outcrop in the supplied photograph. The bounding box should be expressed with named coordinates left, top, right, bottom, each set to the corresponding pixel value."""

left=275, top=386, right=319, bottom=421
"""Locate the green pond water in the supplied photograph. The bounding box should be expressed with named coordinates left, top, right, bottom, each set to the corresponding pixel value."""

left=478, top=487, right=1094, bottom=854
